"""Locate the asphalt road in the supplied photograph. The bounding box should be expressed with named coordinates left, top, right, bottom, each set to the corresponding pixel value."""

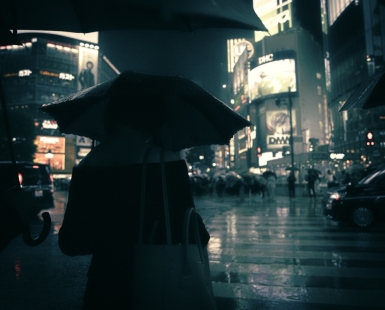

left=0, top=191, right=384, bottom=310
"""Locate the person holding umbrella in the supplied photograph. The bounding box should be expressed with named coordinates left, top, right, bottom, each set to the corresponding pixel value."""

left=287, top=172, right=296, bottom=199
left=263, top=171, right=277, bottom=201
left=306, top=168, right=318, bottom=199
left=57, top=94, right=213, bottom=309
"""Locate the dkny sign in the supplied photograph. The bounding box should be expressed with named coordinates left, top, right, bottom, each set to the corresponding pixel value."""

left=267, top=135, right=290, bottom=148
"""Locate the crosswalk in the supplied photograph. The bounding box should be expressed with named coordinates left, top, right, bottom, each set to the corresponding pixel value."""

left=194, top=196, right=385, bottom=309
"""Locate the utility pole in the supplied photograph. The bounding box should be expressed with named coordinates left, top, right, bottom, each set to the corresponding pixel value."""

left=288, top=87, right=294, bottom=169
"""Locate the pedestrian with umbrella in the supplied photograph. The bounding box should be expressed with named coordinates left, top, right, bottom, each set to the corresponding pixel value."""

left=41, top=70, right=251, bottom=309
left=305, top=168, right=319, bottom=199
left=287, top=172, right=296, bottom=199
left=0, top=1, right=266, bottom=308
left=263, top=171, right=277, bottom=201
left=285, top=166, right=298, bottom=199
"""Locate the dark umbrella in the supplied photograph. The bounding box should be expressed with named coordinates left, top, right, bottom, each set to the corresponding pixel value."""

left=285, top=166, right=299, bottom=171
left=339, top=71, right=385, bottom=112
left=0, top=0, right=266, bottom=248
left=224, top=171, right=243, bottom=188
left=262, top=171, right=277, bottom=179
left=40, top=70, right=252, bottom=151
left=0, top=20, right=21, bottom=45
left=0, top=0, right=268, bottom=34
left=307, top=168, right=322, bottom=179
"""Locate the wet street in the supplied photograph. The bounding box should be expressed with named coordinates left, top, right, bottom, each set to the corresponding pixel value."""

left=1, top=191, right=385, bottom=310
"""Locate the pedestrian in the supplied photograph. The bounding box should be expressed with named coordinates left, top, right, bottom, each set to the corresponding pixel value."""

left=215, top=176, right=226, bottom=198
left=287, top=172, right=296, bottom=199
left=306, top=170, right=317, bottom=199
left=258, top=176, right=267, bottom=198
left=326, top=169, right=336, bottom=188
left=58, top=95, right=211, bottom=309
left=266, top=173, right=277, bottom=201
left=340, top=170, right=350, bottom=185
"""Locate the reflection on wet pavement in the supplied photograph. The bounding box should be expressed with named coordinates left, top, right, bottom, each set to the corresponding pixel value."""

left=3, top=192, right=383, bottom=309
left=195, top=195, right=385, bottom=309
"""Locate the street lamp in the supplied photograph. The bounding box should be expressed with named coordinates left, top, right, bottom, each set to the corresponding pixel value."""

left=275, top=87, right=295, bottom=170
left=45, top=149, right=53, bottom=169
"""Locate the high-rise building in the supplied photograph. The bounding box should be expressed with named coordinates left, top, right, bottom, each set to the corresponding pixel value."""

left=0, top=31, right=119, bottom=175
left=227, top=0, right=327, bottom=178
left=321, top=0, right=385, bottom=166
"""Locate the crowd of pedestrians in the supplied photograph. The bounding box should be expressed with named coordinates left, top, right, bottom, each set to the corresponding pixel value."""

left=187, top=163, right=380, bottom=201
left=189, top=171, right=277, bottom=200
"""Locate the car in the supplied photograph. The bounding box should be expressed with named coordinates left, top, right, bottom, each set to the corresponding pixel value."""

left=323, top=167, right=385, bottom=227
left=0, top=161, right=55, bottom=214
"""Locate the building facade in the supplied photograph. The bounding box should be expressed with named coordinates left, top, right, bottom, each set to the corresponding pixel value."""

left=322, top=0, right=385, bottom=167
left=0, top=32, right=119, bottom=175
left=227, top=0, right=327, bottom=179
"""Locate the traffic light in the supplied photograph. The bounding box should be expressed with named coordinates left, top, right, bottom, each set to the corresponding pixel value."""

left=282, top=146, right=289, bottom=156
left=257, top=146, right=262, bottom=157
left=366, top=131, right=375, bottom=146
left=309, top=138, right=319, bottom=152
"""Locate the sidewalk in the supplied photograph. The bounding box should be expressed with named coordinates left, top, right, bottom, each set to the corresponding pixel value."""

left=53, top=190, right=68, bottom=204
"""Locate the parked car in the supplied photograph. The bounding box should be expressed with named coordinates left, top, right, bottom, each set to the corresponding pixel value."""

left=0, top=161, right=55, bottom=214
left=322, top=167, right=385, bottom=227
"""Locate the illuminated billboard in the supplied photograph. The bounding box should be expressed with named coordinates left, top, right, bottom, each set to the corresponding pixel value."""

left=227, top=38, right=254, bottom=73
left=35, top=136, right=65, bottom=154
left=253, top=0, right=293, bottom=42
left=266, top=110, right=296, bottom=149
left=249, top=51, right=296, bottom=101
left=76, top=136, right=92, bottom=165
left=232, top=48, right=249, bottom=98
left=34, top=136, right=66, bottom=170
left=78, top=46, right=99, bottom=90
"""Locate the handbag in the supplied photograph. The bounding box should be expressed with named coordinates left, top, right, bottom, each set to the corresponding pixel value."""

left=130, top=147, right=217, bottom=310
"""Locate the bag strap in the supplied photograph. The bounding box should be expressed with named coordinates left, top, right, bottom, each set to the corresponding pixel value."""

left=139, top=147, right=153, bottom=244
left=139, top=147, right=172, bottom=245
left=181, top=207, right=207, bottom=289
left=160, top=148, right=172, bottom=244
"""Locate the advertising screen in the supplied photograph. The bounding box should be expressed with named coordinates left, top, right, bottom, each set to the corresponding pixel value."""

left=266, top=110, right=296, bottom=149
left=35, top=136, right=65, bottom=154
left=78, top=46, right=99, bottom=90
left=253, top=0, right=293, bottom=42
left=34, top=153, right=65, bottom=170
left=232, top=48, right=248, bottom=97
left=34, top=136, right=66, bottom=170
left=249, top=57, right=296, bottom=101
left=76, top=136, right=92, bottom=164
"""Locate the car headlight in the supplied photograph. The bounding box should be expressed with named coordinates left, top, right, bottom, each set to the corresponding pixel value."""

left=329, top=192, right=340, bottom=200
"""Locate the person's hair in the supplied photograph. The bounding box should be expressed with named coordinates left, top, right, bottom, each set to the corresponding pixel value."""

left=104, top=90, right=167, bottom=141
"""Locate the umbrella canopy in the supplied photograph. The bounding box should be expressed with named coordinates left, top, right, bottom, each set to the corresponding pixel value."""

left=0, top=0, right=266, bottom=249
left=40, top=70, right=252, bottom=151
left=0, top=0, right=267, bottom=35
left=224, top=171, right=242, bottom=186
left=339, top=71, right=385, bottom=112
left=0, top=20, right=21, bottom=45
left=346, top=164, right=364, bottom=174
left=285, top=166, right=299, bottom=171
left=308, top=168, right=322, bottom=174
left=262, top=171, right=277, bottom=179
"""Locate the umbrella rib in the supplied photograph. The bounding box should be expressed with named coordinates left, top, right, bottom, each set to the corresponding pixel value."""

left=70, top=0, right=87, bottom=34
left=11, top=0, right=17, bottom=35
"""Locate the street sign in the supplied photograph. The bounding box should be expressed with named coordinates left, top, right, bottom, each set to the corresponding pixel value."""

left=312, top=152, right=328, bottom=160
left=344, top=153, right=361, bottom=160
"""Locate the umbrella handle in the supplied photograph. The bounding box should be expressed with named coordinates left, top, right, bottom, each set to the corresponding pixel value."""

left=21, top=212, right=51, bottom=247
